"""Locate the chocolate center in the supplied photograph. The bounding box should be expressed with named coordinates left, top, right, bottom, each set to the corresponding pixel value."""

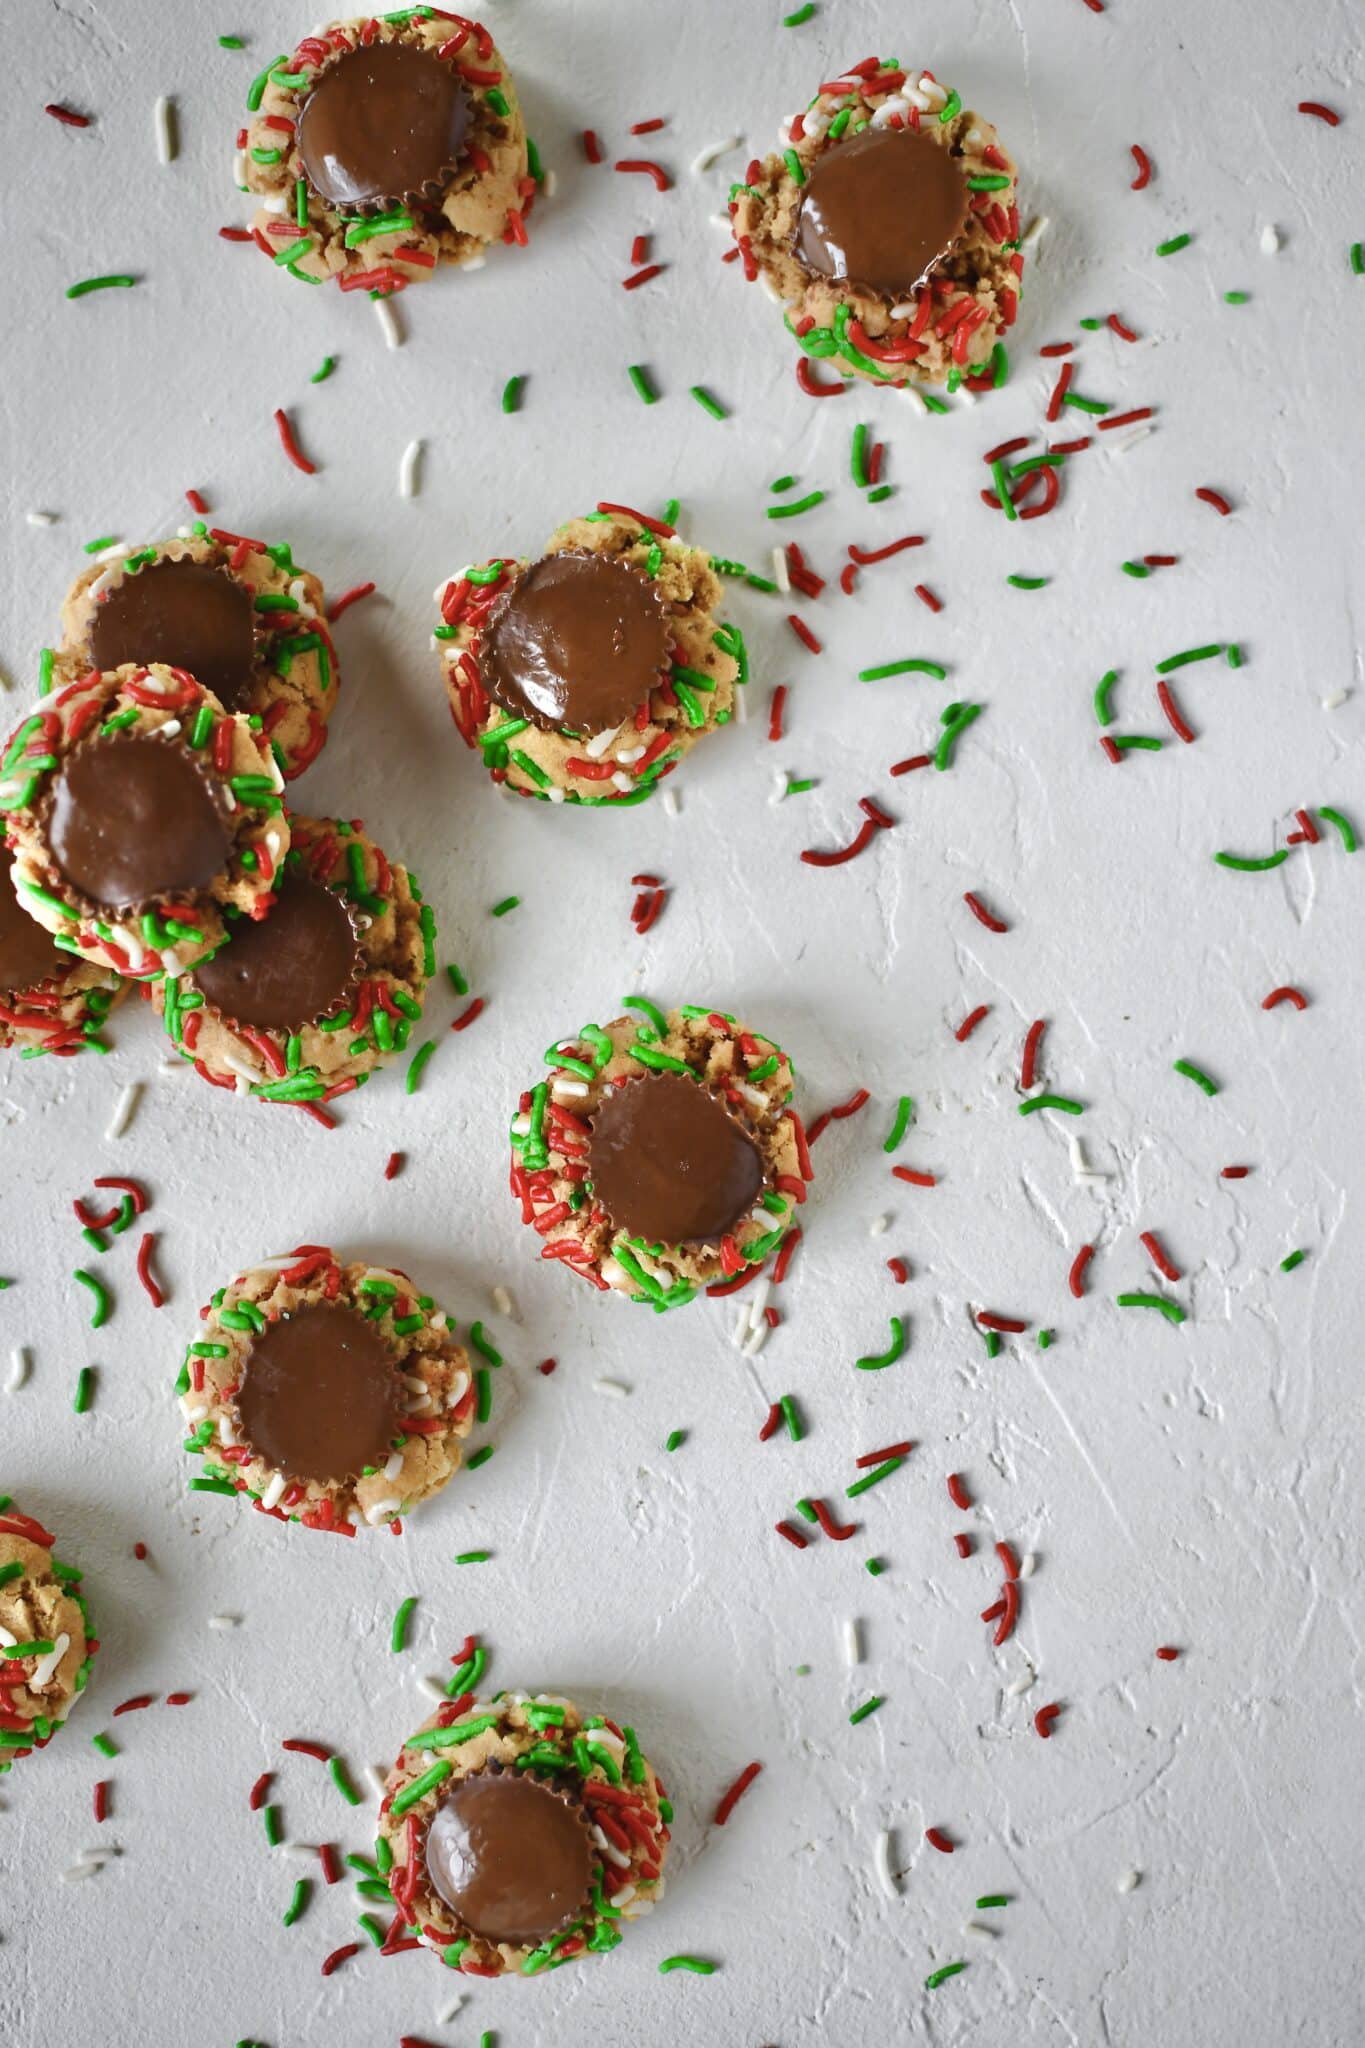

left=797, top=124, right=970, bottom=297
left=482, top=553, right=673, bottom=734
left=192, top=872, right=358, bottom=1032
left=89, top=558, right=257, bottom=711
left=47, top=735, right=232, bottom=912
left=298, top=40, right=470, bottom=209
left=424, top=1772, right=594, bottom=1947
left=236, top=1303, right=403, bottom=1484
left=587, top=1069, right=766, bottom=1247
left=0, top=846, right=68, bottom=992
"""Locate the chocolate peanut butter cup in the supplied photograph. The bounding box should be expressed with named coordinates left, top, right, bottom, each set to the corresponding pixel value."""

left=192, top=870, right=362, bottom=1034
left=481, top=552, right=674, bottom=735
left=44, top=732, right=232, bottom=916
left=0, top=844, right=67, bottom=993
left=297, top=39, right=471, bottom=212
left=235, top=1303, right=404, bottom=1485
left=796, top=123, right=969, bottom=297
left=88, top=556, right=259, bottom=712
left=424, top=1767, right=596, bottom=1948
left=588, top=1070, right=767, bottom=1248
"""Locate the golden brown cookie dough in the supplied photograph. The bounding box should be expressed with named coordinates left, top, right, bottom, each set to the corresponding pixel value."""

left=0, top=1503, right=97, bottom=1770
left=0, top=665, right=289, bottom=980
left=509, top=1002, right=812, bottom=1309
left=729, top=60, right=1023, bottom=391
left=238, top=12, right=535, bottom=296
left=437, top=509, right=748, bottom=806
left=152, top=814, right=435, bottom=1108
left=53, top=531, right=338, bottom=781
left=0, top=834, right=124, bottom=1058
left=178, top=1248, right=476, bottom=1533
left=379, top=1690, right=671, bottom=1976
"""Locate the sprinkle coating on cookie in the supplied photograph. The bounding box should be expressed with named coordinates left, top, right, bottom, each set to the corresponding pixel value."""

left=0, top=834, right=123, bottom=1057
left=510, top=1004, right=811, bottom=1308
left=0, top=1502, right=97, bottom=1770
left=437, top=511, right=747, bottom=805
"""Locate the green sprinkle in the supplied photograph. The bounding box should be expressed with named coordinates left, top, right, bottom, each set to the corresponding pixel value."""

left=865, top=1557, right=885, bottom=1576
left=391, top=1758, right=453, bottom=1816
left=1156, top=233, right=1192, bottom=256
left=73, top=1268, right=110, bottom=1328
left=188, top=1476, right=238, bottom=1495
left=1172, top=1058, right=1219, bottom=1096
left=501, top=373, right=525, bottom=413
left=405, top=1038, right=437, bottom=1094
left=866, top=483, right=894, bottom=503
left=770, top=474, right=796, bottom=493
left=1093, top=670, right=1118, bottom=725
left=780, top=1393, right=803, bottom=1442
left=66, top=274, right=138, bottom=300
left=1317, top=806, right=1358, bottom=851
left=466, top=1444, right=495, bottom=1471
left=283, top=1877, right=310, bottom=1926
left=1007, top=574, right=1049, bottom=590
left=849, top=1695, right=884, bottom=1725
left=689, top=385, right=728, bottom=420
left=491, top=895, right=519, bottom=917
left=1279, top=1248, right=1307, bottom=1272
left=1213, top=848, right=1289, bottom=872
left=855, top=1316, right=906, bottom=1370
left=1156, top=644, right=1224, bottom=673
left=1018, top=1094, right=1084, bottom=1117
left=262, top=1802, right=283, bottom=1847
left=1038, top=1329, right=1053, bottom=1349
left=850, top=422, right=869, bottom=488
left=767, top=490, right=825, bottom=519
left=926, top=1961, right=967, bottom=1989
left=658, top=1956, right=717, bottom=1975
left=455, top=1549, right=492, bottom=1565
left=1116, top=1291, right=1187, bottom=1324
left=446, top=961, right=469, bottom=997
left=325, top=1754, right=361, bottom=1804
left=92, top=1732, right=118, bottom=1759
left=1112, top=735, right=1163, bottom=752
left=1351, top=242, right=1364, bottom=276
left=783, top=146, right=806, bottom=186
left=783, top=1, right=816, bottom=20
left=935, top=700, right=981, bottom=770
left=219, top=34, right=246, bottom=48
left=938, top=89, right=962, bottom=123
left=1224, top=289, right=1249, bottom=304
left=627, top=363, right=658, bottom=405
left=391, top=1596, right=418, bottom=1655
left=1062, top=393, right=1113, bottom=417
left=622, top=994, right=669, bottom=1039
left=990, top=457, right=1018, bottom=521
left=72, top=1365, right=95, bottom=1414
left=469, top=1321, right=502, bottom=1367
left=310, top=354, right=336, bottom=383
left=859, top=658, right=946, bottom=682
left=82, top=534, right=118, bottom=555
left=976, top=1894, right=1010, bottom=1909
left=845, top=1457, right=905, bottom=1499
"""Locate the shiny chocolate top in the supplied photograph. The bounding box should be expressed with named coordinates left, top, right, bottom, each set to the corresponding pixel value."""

left=481, top=552, right=673, bottom=734
left=298, top=41, right=470, bottom=209
left=89, top=558, right=257, bottom=711
left=47, top=735, right=232, bottom=912
left=236, top=1303, right=403, bottom=1483
left=797, top=124, right=969, bottom=297
left=587, top=1069, right=766, bottom=1246
left=193, top=872, right=359, bottom=1031
left=424, top=1772, right=594, bottom=1947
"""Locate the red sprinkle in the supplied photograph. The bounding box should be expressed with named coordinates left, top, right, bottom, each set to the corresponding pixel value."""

left=848, top=535, right=924, bottom=566
left=796, top=356, right=848, bottom=398
left=963, top=890, right=1008, bottom=933
left=165, top=1692, right=192, bottom=1707
left=1139, top=1230, right=1182, bottom=1283
left=1130, top=144, right=1153, bottom=189
left=1297, top=101, right=1340, bottom=125
left=924, top=1826, right=955, bottom=1854
left=786, top=613, right=822, bottom=655
left=273, top=406, right=316, bottom=475
left=630, top=117, right=665, bottom=136
left=954, top=1004, right=990, bottom=1042
left=775, top=1520, right=810, bottom=1550
left=1156, top=1645, right=1181, bottom=1661
left=249, top=1772, right=273, bottom=1811
left=1220, top=1166, right=1251, bottom=1180
left=768, top=684, right=787, bottom=742
left=1046, top=360, right=1074, bottom=423
left=185, top=488, right=209, bottom=516
left=622, top=263, right=664, bottom=291
left=1156, top=680, right=1197, bottom=744
left=113, top=1694, right=155, bottom=1717
left=596, top=499, right=674, bottom=537
left=915, top=584, right=942, bottom=612
left=93, top=1780, right=109, bottom=1823
left=978, top=1312, right=1028, bottom=1335
left=1097, top=407, right=1154, bottom=432
left=326, top=581, right=376, bottom=622
left=801, top=813, right=888, bottom=868
left=890, top=754, right=932, bottom=776
left=282, top=1738, right=332, bottom=1762
left=384, top=1150, right=404, bottom=1180
left=953, top=1532, right=973, bottom=1558
left=713, top=1759, right=763, bottom=1824
left=811, top=1499, right=857, bottom=1541
left=1195, top=487, right=1232, bottom=516
left=857, top=1440, right=912, bottom=1468
left=1262, top=985, right=1308, bottom=1011
left=582, top=129, right=602, bottom=163
left=1068, top=1244, right=1095, bottom=1298
left=614, top=157, right=671, bottom=191
left=318, top=1841, right=342, bottom=1886
left=1034, top=1702, right=1062, bottom=1739
left=136, top=1231, right=165, bottom=1309
left=996, top=1541, right=1021, bottom=1581
left=1107, top=313, right=1140, bottom=343
left=805, top=1088, right=870, bottom=1144
left=1020, top=1018, right=1046, bottom=1091
left=891, top=1166, right=936, bottom=1187
left=946, top=1472, right=972, bottom=1511
left=451, top=997, right=485, bottom=1032
left=759, top=1401, right=783, bottom=1442
left=885, top=1256, right=908, bottom=1283
left=321, top=1942, right=361, bottom=1977
left=45, top=103, right=91, bottom=126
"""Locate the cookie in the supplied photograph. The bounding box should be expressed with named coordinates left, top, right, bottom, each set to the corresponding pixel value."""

left=0, top=664, right=288, bottom=979
left=0, top=1500, right=97, bottom=1770
left=379, top=1690, right=670, bottom=1976
left=152, top=814, right=434, bottom=1109
left=53, top=529, right=338, bottom=781
left=0, top=834, right=123, bottom=1058
left=729, top=60, right=1022, bottom=391
left=177, top=1247, right=475, bottom=1533
left=238, top=12, right=534, bottom=296
left=437, top=509, right=747, bottom=806
left=509, top=1002, right=812, bottom=1309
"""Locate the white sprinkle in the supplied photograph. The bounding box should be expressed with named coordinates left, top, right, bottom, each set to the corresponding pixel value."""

left=1259, top=222, right=1282, bottom=255
left=1113, top=426, right=1154, bottom=453
left=771, top=545, right=790, bottom=594
left=1020, top=214, right=1050, bottom=251
left=490, top=1285, right=518, bottom=1322
left=1004, top=1668, right=1035, bottom=1698
left=542, top=169, right=558, bottom=200
left=374, top=296, right=403, bottom=349
left=399, top=438, right=423, bottom=498
left=1069, top=1135, right=1110, bottom=1182
left=282, top=1842, right=319, bottom=1861
left=6, top=1347, right=30, bottom=1394
left=154, top=94, right=177, bottom=165
left=1322, top=690, right=1348, bottom=710
left=868, top=1213, right=890, bottom=1237
left=769, top=770, right=789, bottom=807
left=60, top=1861, right=105, bottom=1884
left=964, top=1919, right=996, bottom=1939
left=692, top=135, right=741, bottom=175
left=437, top=1993, right=467, bottom=2025
left=207, top=1614, right=240, bottom=1631
left=844, top=1617, right=862, bottom=1666
left=363, top=1763, right=387, bottom=1798
left=874, top=1829, right=898, bottom=1899
left=30, top=1635, right=70, bottom=1690
left=417, top=1675, right=447, bottom=1702
left=1019, top=1552, right=1037, bottom=1579
left=593, top=1377, right=630, bottom=1398
left=1118, top=1868, right=1142, bottom=1894
left=26, top=511, right=57, bottom=527
left=260, top=1472, right=287, bottom=1512
left=740, top=1320, right=770, bottom=1358
left=662, top=787, right=681, bottom=818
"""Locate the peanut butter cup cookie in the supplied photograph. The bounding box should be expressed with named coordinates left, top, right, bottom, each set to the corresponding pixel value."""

left=0, top=1501, right=97, bottom=1770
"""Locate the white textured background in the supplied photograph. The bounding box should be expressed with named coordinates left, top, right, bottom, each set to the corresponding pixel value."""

left=2, top=2, right=1364, bottom=2043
